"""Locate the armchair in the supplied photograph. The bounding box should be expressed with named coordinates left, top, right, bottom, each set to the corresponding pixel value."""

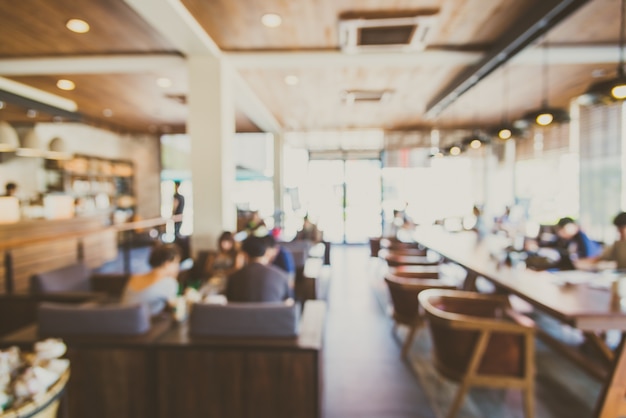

left=418, top=289, right=536, bottom=418
left=384, top=273, right=456, bottom=357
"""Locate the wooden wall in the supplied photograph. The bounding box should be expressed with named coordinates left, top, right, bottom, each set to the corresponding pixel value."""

left=0, top=215, right=117, bottom=294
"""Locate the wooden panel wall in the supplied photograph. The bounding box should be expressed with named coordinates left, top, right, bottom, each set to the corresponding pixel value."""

left=82, top=229, right=118, bottom=268
left=66, top=348, right=158, bottom=418
left=0, top=252, right=5, bottom=294
left=156, top=348, right=320, bottom=418
left=10, top=238, right=78, bottom=293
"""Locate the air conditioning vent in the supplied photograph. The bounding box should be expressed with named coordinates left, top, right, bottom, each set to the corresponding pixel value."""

left=341, top=90, right=393, bottom=104
left=339, top=13, right=437, bottom=53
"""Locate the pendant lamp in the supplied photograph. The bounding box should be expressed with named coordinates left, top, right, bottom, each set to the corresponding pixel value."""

left=16, top=128, right=45, bottom=157
left=579, top=0, right=626, bottom=105
left=490, top=65, right=524, bottom=139
left=462, top=130, right=490, bottom=149
left=0, top=121, right=19, bottom=152
left=519, top=40, right=570, bottom=127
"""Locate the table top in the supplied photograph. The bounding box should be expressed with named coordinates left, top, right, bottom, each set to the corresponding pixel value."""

left=413, top=226, right=626, bottom=331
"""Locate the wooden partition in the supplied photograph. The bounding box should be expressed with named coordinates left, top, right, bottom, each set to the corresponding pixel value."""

left=0, top=316, right=172, bottom=418
left=0, top=302, right=326, bottom=418
left=155, top=301, right=326, bottom=418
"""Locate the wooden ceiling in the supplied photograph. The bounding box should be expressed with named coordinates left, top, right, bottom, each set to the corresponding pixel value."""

left=0, top=0, right=622, bottom=142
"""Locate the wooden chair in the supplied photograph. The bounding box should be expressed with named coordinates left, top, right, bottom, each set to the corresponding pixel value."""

left=384, top=273, right=456, bottom=357
left=388, top=265, right=440, bottom=279
left=418, top=289, right=536, bottom=418
left=381, top=250, right=441, bottom=267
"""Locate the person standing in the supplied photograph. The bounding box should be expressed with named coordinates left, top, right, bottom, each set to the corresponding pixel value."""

left=172, top=181, right=185, bottom=236
left=4, top=182, right=17, bottom=197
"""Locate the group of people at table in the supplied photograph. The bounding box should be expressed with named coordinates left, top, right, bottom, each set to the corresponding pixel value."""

left=120, top=226, right=311, bottom=316
left=520, top=211, right=626, bottom=272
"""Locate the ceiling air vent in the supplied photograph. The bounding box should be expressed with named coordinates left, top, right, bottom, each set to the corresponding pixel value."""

left=339, top=13, right=438, bottom=53
left=341, top=90, right=393, bottom=104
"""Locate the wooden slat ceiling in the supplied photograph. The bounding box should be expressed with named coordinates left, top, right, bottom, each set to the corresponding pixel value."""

left=0, top=0, right=621, bottom=141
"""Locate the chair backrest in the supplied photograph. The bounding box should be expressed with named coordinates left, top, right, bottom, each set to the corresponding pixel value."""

left=30, top=263, right=91, bottom=293
left=388, top=265, right=440, bottom=279
left=189, top=302, right=299, bottom=337
left=383, top=252, right=441, bottom=267
left=38, top=302, right=151, bottom=336
left=384, top=275, right=455, bottom=325
left=418, top=289, right=532, bottom=382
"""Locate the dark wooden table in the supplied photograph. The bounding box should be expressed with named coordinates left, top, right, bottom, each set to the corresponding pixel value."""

left=412, top=226, right=626, bottom=418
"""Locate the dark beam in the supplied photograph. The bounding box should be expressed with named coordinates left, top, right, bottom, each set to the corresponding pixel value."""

left=425, top=0, right=593, bottom=118
left=0, top=89, right=83, bottom=122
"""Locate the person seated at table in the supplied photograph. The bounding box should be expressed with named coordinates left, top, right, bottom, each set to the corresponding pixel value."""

left=552, top=217, right=602, bottom=270
left=579, top=212, right=626, bottom=270
left=121, top=243, right=181, bottom=315
left=294, top=215, right=323, bottom=243
left=225, top=235, right=292, bottom=302
left=265, top=234, right=295, bottom=282
left=204, top=231, right=245, bottom=278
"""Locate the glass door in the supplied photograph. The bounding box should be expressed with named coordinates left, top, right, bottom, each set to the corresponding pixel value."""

left=306, top=159, right=382, bottom=244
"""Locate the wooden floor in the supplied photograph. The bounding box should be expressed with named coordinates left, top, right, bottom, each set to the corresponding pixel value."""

left=322, top=244, right=436, bottom=418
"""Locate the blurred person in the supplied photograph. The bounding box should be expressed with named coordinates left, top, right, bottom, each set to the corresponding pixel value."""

left=172, top=181, right=185, bottom=236
left=265, top=234, right=295, bottom=281
left=203, top=231, right=245, bottom=278
left=295, top=215, right=323, bottom=243
left=579, top=212, right=626, bottom=270
left=121, top=243, right=181, bottom=315
left=553, top=217, right=602, bottom=270
left=4, top=182, right=17, bottom=197
left=225, top=235, right=291, bottom=302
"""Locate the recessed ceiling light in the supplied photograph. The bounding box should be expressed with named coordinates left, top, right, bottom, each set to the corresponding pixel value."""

left=284, top=75, right=299, bottom=86
left=0, top=101, right=4, bottom=110
left=66, top=18, right=90, bottom=34
left=103, top=108, right=113, bottom=117
left=261, top=13, right=282, bottom=28
left=56, top=79, right=75, bottom=91
left=27, top=109, right=38, bottom=118
left=156, top=77, right=173, bottom=88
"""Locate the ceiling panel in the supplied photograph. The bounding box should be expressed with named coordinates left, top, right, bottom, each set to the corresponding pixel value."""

left=0, top=0, right=620, bottom=142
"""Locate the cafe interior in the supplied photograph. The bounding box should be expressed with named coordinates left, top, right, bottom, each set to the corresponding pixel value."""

left=2, top=0, right=626, bottom=417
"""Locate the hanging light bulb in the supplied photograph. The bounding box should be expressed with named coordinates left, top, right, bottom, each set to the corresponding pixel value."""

left=490, top=65, right=524, bottom=139
left=519, top=39, right=569, bottom=127
left=580, top=0, right=626, bottom=104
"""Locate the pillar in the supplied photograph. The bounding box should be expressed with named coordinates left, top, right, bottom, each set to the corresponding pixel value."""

left=188, top=55, right=236, bottom=252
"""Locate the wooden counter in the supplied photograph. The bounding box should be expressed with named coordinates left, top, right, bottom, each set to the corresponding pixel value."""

left=0, top=215, right=116, bottom=293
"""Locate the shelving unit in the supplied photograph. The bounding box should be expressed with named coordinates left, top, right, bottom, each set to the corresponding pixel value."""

left=44, top=154, right=135, bottom=216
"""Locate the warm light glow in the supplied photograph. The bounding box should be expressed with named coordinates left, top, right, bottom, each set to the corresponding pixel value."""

left=0, top=101, right=4, bottom=110
left=284, top=75, right=299, bottom=86
left=469, top=139, right=482, bottom=149
left=102, top=109, right=113, bottom=117
left=498, top=128, right=512, bottom=140
left=261, top=13, right=282, bottom=28
left=449, top=146, right=461, bottom=156
left=156, top=77, right=172, bottom=88
left=56, top=79, right=75, bottom=91
left=66, top=18, right=90, bottom=34
left=536, top=113, right=554, bottom=126
left=612, top=83, right=626, bottom=99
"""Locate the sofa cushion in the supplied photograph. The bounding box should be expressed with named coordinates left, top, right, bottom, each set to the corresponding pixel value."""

left=30, top=263, right=91, bottom=293
left=38, top=302, right=151, bottom=336
left=189, top=302, right=299, bottom=337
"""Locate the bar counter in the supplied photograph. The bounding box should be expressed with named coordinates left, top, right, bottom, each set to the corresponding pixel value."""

left=0, top=214, right=116, bottom=293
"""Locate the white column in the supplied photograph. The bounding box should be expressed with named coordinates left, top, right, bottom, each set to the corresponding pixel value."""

left=188, top=55, right=236, bottom=252
left=273, top=132, right=285, bottom=229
